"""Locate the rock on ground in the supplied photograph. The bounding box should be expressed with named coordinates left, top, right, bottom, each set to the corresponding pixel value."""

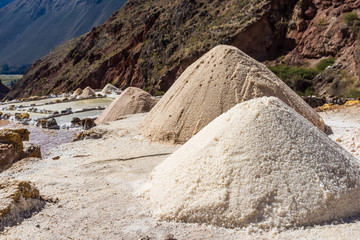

left=0, top=179, right=45, bottom=232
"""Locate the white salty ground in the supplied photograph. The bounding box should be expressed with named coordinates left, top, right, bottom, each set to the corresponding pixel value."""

left=0, top=109, right=360, bottom=240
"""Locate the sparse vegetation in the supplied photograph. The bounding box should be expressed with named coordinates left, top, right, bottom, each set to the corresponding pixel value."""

left=343, top=12, right=360, bottom=40
left=316, top=18, right=328, bottom=26
left=269, top=56, right=337, bottom=96
left=155, top=90, right=165, bottom=96
left=320, top=68, right=360, bottom=98
left=268, top=65, right=319, bottom=95
left=316, top=57, right=335, bottom=71
left=347, top=89, right=360, bottom=98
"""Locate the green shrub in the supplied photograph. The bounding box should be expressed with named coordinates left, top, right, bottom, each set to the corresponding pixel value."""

left=344, top=12, right=359, bottom=26
left=326, top=70, right=359, bottom=97
left=316, top=18, right=328, bottom=26
left=268, top=65, right=319, bottom=95
left=304, top=86, right=317, bottom=96
left=316, top=57, right=335, bottom=71
left=144, top=86, right=150, bottom=92
left=347, top=89, right=360, bottom=98
left=343, top=12, right=360, bottom=36
left=155, top=90, right=165, bottom=96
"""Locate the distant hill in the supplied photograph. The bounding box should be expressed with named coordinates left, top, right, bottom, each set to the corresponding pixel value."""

left=0, top=0, right=14, bottom=9
left=0, top=0, right=126, bottom=72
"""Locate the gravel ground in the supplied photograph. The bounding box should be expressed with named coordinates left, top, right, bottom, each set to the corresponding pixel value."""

left=0, top=111, right=359, bottom=240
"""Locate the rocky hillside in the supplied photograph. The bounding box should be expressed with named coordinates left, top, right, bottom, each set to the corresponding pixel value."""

left=0, top=0, right=126, bottom=72
left=7, top=0, right=360, bottom=99
left=0, top=81, right=9, bottom=99
left=284, top=0, right=360, bottom=96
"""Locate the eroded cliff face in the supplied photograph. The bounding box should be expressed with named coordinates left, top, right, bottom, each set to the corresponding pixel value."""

left=6, top=0, right=360, bottom=99
left=286, top=0, right=360, bottom=75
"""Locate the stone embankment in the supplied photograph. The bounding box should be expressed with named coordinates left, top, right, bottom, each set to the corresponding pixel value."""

left=0, top=129, right=41, bottom=172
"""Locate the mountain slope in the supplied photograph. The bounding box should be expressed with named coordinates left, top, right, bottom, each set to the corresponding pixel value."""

left=0, top=81, right=10, bottom=100
left=0, top=0, right=14, bottom=8
left=8, top=0, right=298, bottom=98
left=0, top=0, right=126, bottom=70
left=7, top=0, right=360, bottom=99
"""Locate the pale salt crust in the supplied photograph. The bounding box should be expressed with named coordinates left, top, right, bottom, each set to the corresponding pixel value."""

left=148, top=97, right=360, bottom=231
left=141, top=45, right=326, bottom=143
left=95, top=87, right=158, bottom=124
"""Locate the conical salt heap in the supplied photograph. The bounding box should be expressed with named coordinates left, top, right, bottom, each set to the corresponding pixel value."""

left=80, top=86, right=96, bottom=98
left=95, top=87, right=158, bottom=124
left=148, top=97, right=360, bottom=230
left=141, top=45, right=327, bottom=143
left=101, top=83, right=120, bottom=94
left=73, top=88, right=83, bottom=96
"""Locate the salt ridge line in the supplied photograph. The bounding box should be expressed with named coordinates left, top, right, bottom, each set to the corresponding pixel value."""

left=148, top=97, right=360, bottom=230
left=141, top=45, right=327, bottom=143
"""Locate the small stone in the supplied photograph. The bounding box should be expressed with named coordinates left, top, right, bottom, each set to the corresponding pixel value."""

left=162, top=234, right=176, bottom=240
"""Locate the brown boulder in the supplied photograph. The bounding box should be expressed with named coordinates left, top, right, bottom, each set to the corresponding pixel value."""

left=22, top=142, right=42, bottom=159
left=0, top=143, right=19, bottom=171
left=0, top=129, right=29, bottom=151
left=0, top=179, right=45, bottom=231
left=82, top=118, right=96, bottom=130
left=15, top=112, right=30, bottom=120
left=0, top=129, right=40, bottom=172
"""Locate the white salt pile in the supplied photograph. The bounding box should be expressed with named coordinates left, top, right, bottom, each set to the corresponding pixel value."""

left=95, top=87, right=158, bottom=124
left=101, top=83, right=120, bottom=94
left=73, top=88, right=83, bottom=96
left=141, top=45, right=327, bottom=143
left=80, top=86, right=96, bottom=98
left=148, top=97, right=360, bottom=230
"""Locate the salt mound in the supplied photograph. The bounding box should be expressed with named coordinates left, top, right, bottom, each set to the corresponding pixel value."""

left=73, top=88, right=83, bottom=96
left=101, top=83, right=120, bottom=94
left=95, top=87, right=158, bottom=124
left=80, top=86, right=96, bottom=98
left=149, top=97, right=360, bottom=230
left=141, top=45, right=327, bottom=143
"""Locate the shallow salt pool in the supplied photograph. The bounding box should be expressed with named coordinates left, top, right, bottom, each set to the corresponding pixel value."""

left=54, top=110, right=104, bottom=126
left=0, top=97, right=64, bottom=107
left=33, top=98, right=113, bottom=112
left=0, top=122, right=78, bottom=157
left=0, top=97, right=114, bottom=156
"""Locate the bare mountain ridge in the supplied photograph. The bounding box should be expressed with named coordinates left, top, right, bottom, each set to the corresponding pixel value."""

left=0, top=0, right=14, bottom=8
left=0, top=0, right=126, bottom=69
left=7, top=0, right=360, bottom=99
